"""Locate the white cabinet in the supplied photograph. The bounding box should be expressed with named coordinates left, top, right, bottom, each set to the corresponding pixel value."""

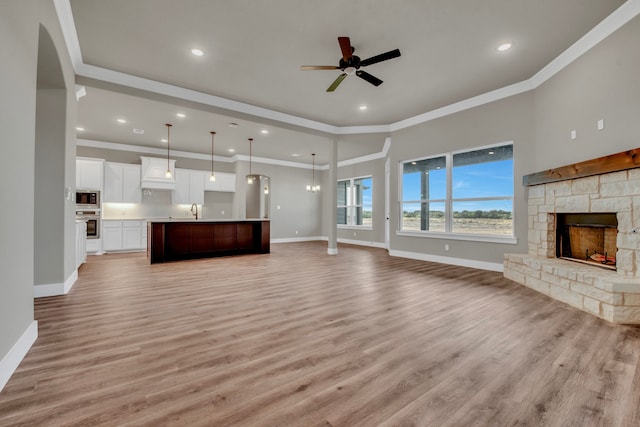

left=104, top=162, right=141, bottom=203
left=76, top=158, right=104, bottom=190
left=76, top=220, right=87, bottom=268
left=204, top=172, right=236, bottom=192
left=141, top=221, right=148, bottom=249
left=102, top=220, right=146, bottom=251
left=102, top=221, right=123, bottom=251
left=86, top=238, right=102, bottom=254
left=172, top=169, right=206, bottom=205
left=123, top=220, right=142, bottom=249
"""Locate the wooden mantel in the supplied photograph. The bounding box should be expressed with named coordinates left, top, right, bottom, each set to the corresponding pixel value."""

left=523, top=147, right=640, bottom=186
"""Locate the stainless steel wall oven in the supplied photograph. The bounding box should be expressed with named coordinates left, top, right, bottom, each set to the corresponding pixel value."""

left=76, top=210, right=100, bottom=239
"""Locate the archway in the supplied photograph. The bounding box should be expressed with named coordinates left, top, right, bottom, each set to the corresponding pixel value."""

left=34, top=24, right=67, bottom=292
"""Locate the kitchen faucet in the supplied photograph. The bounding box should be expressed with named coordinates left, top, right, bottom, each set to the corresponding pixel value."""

left=190, top=203, right=198, bottom=220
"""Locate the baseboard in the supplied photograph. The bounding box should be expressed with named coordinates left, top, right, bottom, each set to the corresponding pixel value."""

left=389, top=249, right=504, bottom=272
left=271, top=236, right=324, bottom=244
left=33, top=269, right=78, bottom=298
left=0, top=320, right=38, bottom=392
left=337, top=238, right=386, bottom=249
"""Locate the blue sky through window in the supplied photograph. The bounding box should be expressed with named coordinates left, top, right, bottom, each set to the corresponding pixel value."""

left=403, top=158, right=513, bottom=211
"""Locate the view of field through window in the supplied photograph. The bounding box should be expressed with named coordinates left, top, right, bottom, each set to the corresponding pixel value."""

left=402, top=145, right=513, bottom=235
left=338, top=177, right=373, bottom=227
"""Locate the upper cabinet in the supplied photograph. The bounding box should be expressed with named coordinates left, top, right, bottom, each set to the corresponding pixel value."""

left=172, top=169, right=206, bottom=205
left=76, top=158, right=104, bottom=190
left=104, top=162, right=141, bottom=203
left=204, top=172, right=236, bottom=192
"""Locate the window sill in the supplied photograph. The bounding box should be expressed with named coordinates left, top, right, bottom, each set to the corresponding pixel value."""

left=395, top=230, right=518, bottom=244
left=338, top=225, right=374, bottom=231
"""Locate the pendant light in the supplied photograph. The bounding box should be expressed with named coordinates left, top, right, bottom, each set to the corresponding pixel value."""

left=247, top=138, right=254, bottom=184
left=165, top=123, right=172, bottom=178
left=306, top=153, right=320, bottom=192
left=209, top=131, right=216, bottom=182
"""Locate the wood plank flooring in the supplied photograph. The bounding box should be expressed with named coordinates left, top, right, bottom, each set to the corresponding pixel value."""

left=1, top=241, right=640, bottom=426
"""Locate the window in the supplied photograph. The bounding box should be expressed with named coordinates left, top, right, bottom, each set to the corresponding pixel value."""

left=400, top=143, right=513, bottom=237
left=337, top=176, right=373, bottom=227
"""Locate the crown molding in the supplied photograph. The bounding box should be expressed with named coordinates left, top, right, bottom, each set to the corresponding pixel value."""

left=77, top=137, right=393, bottom=170
left=58, top=0, right=640, bottom=135
left=337, top=137, right=391, bottom=167
left=529, top=0, right=640, bottom=88
left=78, top=139, right=234, bottom=163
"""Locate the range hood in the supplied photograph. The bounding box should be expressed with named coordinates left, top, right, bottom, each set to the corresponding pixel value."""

left=141, top=156, right=176, bottom=190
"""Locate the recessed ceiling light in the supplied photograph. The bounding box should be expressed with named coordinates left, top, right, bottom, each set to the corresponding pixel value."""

left=488, top=150, right=495, bottom=155
left=161, top=138, right=168, bottom=143
left=117, top=118, right=127, bottom=124
left=227, top=148, right=235, bottom=153
left=291, top=153, right=301, bottom=157
left=497, top=42, right=513, bottom=52
left=436, top=166, right=441, bottom=169
left=411, top=161, right=416, bottom=165
left=176, top=113, right=186, bottom=118
left=359, top=105, right=368, bottom=111
left=261, top=129, right=269, bottom=134
left=191, top=48, right=204, bottom=57
left=76, top=127, right=85, bottom=132
left=228, top=122, right=239, bottom=128
left=132, top=128, right=144, bottom=134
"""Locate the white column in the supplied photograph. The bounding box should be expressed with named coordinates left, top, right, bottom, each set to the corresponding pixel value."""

left=327, top=139, right=338, bottom=255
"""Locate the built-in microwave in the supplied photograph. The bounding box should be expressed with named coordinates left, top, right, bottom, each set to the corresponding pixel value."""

left=76, top=190, right=100, bottom=209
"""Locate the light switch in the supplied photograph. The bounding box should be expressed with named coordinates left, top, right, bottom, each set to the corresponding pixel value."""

left=570, top=130, right=577, bottom=140
left=597, top=119, right=604, bottom=130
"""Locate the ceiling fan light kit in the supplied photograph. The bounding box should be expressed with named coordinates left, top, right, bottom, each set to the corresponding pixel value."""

left=300, top=36, right=401, bottom=92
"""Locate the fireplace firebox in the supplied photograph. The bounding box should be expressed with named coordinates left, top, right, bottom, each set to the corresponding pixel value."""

left=556, top=213, right=617, bottom=270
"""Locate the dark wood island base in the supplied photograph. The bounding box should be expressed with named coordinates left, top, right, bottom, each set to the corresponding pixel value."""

left=147, top=219, right=270, bottom=264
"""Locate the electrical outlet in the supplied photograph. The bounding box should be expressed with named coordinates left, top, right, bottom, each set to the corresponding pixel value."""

left=295, top=230, right=298, bottom=235
left=353, top=232, right=357, bottom=236
left=445, top=244, right=449, bottom=251
left=570, top=130, right=577, bottom=140
left=597, top=119, right=604, bottom=130
left=221, top=210, right=224, bottom=215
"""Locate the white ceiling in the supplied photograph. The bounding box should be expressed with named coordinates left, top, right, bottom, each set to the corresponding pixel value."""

left=67, top=0, right=631, bottom=164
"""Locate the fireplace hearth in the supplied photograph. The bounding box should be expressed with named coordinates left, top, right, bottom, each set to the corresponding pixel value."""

left=556, top=213, right=617, bottom=271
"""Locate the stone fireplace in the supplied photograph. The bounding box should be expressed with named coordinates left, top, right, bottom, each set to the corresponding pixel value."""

left=504, top=150, right=640, bottom=324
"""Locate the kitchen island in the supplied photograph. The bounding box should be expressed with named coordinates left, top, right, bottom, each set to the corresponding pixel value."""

left=147, top=219, right=269, bottom=264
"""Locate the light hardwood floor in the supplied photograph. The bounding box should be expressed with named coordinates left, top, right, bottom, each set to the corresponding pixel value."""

left=1, top=242, right=640, bottom=426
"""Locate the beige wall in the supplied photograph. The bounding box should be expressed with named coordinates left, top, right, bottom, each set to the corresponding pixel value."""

left=0, top=0, right=76, bottom=366
left=533, top=14, right=640, bottom=171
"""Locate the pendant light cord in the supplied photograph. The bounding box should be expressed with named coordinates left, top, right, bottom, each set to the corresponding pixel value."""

left=166, top=123, right=172, bottom=174
left=248, top=138, right=253, bottom=176
left=210, top=131, right=216, bottom=175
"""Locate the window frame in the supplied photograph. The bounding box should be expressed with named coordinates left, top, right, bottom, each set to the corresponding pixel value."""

left=397, top=142, right=517, bottom=244
left=337, top=175, right=373, bottom=229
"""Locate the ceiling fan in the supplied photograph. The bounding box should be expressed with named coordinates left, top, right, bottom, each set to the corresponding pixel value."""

left=301, top=36, right=401, bottom=92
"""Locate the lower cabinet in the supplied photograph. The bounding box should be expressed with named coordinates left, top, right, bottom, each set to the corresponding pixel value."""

left=76, top=220, right=87, bottom=268
left=103, top=220, right=147, bottom=252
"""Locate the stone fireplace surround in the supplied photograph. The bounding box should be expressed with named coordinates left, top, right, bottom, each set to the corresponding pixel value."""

left=504, top=155, right=640, bottom=324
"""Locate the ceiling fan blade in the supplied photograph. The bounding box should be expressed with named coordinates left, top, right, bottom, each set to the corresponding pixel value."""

left=327, top=73, right=347, bottom=92
left=338, top=37, right=353, bottom=62
left=300, top=65, right=341, bottom=71
left=360, top=48, right=401, bottom=67
left=356, top=70, right=383, bottom=87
